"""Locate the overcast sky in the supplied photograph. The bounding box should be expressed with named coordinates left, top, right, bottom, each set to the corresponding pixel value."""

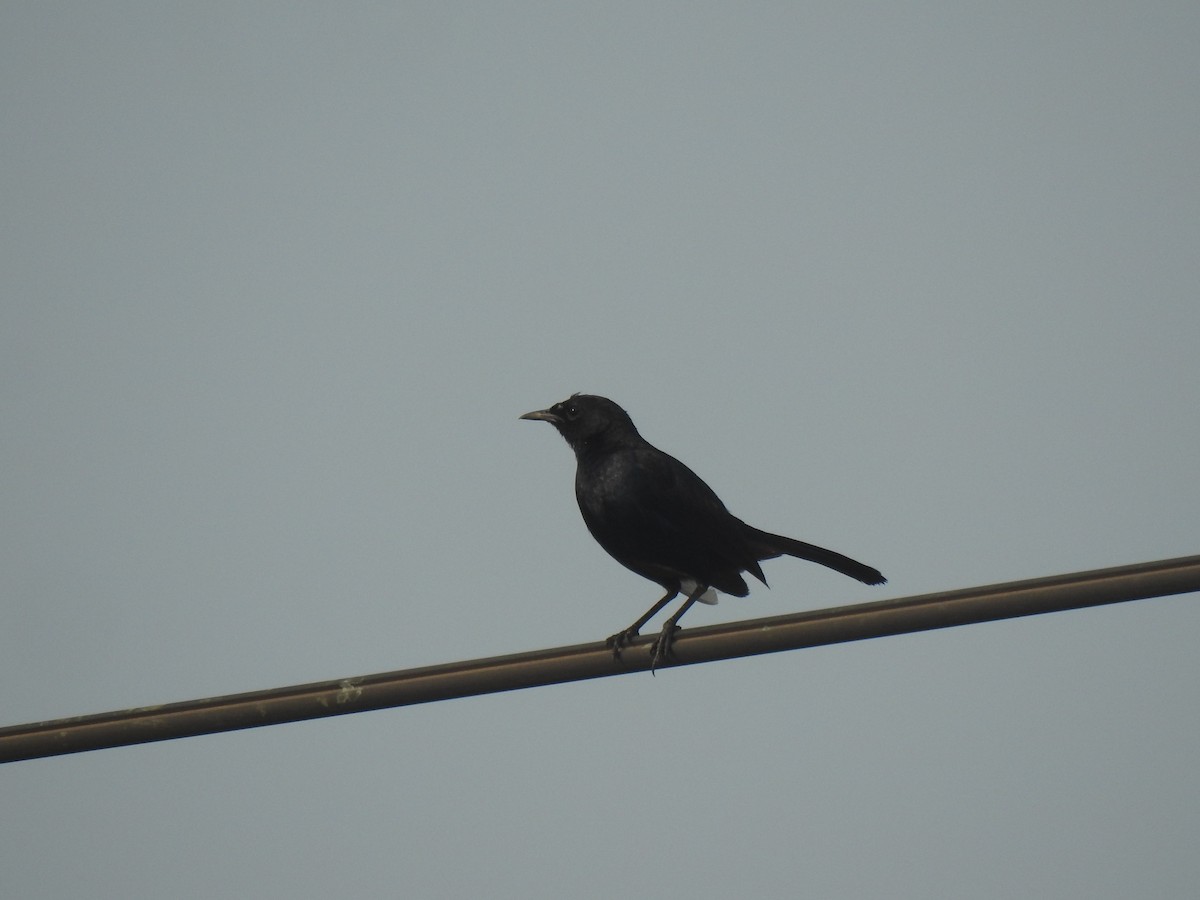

left=3, top=4, right=1198, bottom=898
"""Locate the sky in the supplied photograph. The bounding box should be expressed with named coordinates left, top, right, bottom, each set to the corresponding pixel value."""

left=2, top=3, right=1198, bottom=897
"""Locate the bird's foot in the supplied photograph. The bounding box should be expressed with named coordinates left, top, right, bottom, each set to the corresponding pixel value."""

left=605, top=628, right=639, bottom=660
left=648, top=623, right=680, bottom=673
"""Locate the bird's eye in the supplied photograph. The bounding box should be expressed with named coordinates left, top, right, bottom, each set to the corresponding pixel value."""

left=565, top=404, right=579, bottom=420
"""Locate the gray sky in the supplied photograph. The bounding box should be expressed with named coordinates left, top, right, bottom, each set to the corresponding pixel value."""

left=3, top=3, right=1198, bottom=898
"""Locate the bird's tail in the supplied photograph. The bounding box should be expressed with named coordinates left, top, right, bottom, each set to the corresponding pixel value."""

left=743, top=525, right=887, bottom=586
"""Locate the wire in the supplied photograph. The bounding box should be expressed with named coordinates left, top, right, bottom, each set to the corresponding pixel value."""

left=2, top=554, right=1197, bottom=764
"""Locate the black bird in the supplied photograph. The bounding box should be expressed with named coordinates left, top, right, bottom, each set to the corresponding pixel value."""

left=521, top=394, right=886, bottom=669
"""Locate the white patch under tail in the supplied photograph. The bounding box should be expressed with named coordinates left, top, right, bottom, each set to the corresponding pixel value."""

left=680, top=578, right=719, bottom=605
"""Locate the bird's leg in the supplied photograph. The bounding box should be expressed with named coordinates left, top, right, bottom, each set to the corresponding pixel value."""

left=606, top=589, right=678, bottom=659
left=649, top=584, right=709, bottom=672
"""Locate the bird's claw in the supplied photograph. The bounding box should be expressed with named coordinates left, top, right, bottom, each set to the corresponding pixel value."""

left=648, top=624, right=680, bottom=673
left=605, top=629, right=638, bottom=660
left=606, top=624, right=678, bottom=673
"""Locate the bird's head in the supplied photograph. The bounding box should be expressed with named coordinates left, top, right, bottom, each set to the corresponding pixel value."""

left=520, top=393, right=638, bottom=454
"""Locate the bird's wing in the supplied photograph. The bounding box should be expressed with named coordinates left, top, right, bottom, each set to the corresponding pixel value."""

left=577, top=444, right=759, bottom=595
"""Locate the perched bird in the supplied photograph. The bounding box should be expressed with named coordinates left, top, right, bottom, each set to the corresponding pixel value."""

left=521, top=394, right=886, bottom=669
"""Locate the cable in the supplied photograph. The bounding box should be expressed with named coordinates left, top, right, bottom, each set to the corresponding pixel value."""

left=2, top=554, right=1197, bottom=764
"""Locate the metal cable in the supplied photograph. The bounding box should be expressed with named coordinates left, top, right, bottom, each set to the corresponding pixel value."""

left=3, top=554, right=1197, bottom=764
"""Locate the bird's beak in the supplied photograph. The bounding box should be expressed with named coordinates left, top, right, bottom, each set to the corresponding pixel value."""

left=519, top=408, right=561, bottom=424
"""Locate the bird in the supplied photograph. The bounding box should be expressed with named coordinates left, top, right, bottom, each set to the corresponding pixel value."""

left=520, top=393, right=886, bottom=670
